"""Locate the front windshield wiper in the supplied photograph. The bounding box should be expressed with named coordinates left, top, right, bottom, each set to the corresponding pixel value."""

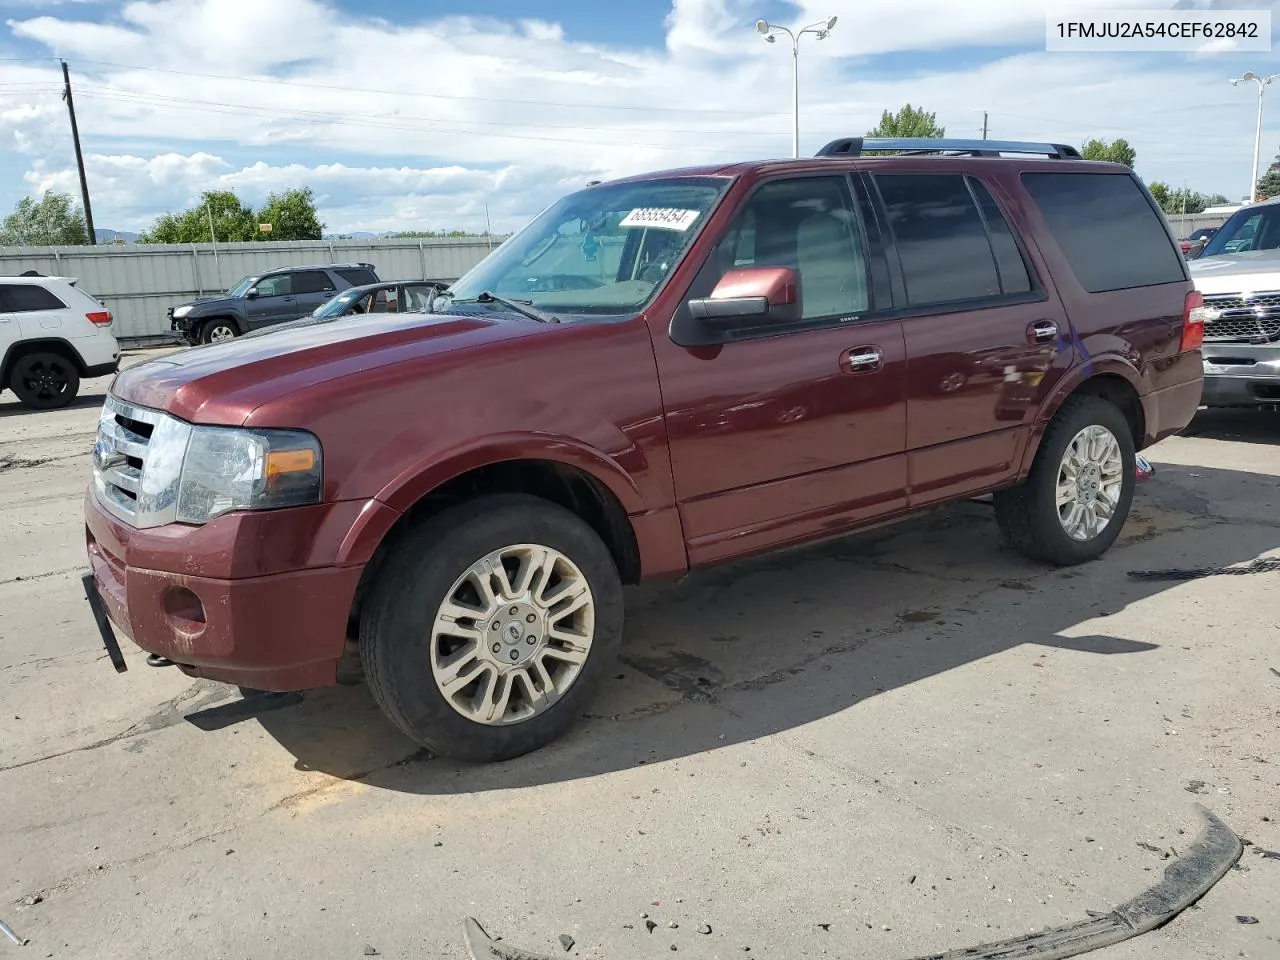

left=447, top=291, right=560, bottom=325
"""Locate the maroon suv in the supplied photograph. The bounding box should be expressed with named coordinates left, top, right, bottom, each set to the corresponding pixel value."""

left=85, top=138, right=1205, bottom=761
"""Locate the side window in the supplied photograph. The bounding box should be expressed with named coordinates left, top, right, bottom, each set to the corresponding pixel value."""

left=371, top=290, right=390, bottom=313
left=967, top=178, right=1033, bottom=295
left=0, top=283, right=66, bottom=312
left=255, top=275, right=292, bottom=297
left=336, top=268, right=377, bottom=287
left=874, top=173, right=1002, bottom=306
left=292, top=271, right=333, bottom=295
left=1021, top=172, right=1185, bottom=292
left=402, top=284, right=436, bottom=311
left=716, top=176, right=868, bottom=321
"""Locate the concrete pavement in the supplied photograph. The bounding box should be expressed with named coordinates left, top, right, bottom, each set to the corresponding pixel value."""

left=1, top=357, right=1276, bottom=959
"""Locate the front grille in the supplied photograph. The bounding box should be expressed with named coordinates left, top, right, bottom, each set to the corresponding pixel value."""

left=92, top=396, right=175, bottom=527
left=1202, top=290, right=1280, bottom=344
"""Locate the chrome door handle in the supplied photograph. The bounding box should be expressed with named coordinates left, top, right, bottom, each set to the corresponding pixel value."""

left=1027, top=319, right=1058, bottom=344
left=841, top=345, right=883, bottom=373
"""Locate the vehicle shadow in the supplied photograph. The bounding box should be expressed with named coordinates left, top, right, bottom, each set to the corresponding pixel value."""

left=0, top=390, right=109, bottom=419
left=238, top=459, right=1276, bottom=794
left=1184, top=406, right=1280, bottom=445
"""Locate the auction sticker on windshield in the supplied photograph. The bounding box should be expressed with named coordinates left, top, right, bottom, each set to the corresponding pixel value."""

left=620, top=208, right=701, bottom=231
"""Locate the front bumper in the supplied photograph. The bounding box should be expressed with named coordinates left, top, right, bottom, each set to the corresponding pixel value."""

left=84, top=490, right=386, bottom=690
left=1201, top=343, right=1280, bottom=406
left=169, top=312, right=197, bottom=341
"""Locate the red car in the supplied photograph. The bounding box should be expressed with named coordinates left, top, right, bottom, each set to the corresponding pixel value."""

left=85, top=137, right=1204, bottom=760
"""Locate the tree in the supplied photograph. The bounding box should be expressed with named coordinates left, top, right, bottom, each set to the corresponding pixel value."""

left=257, top=187, right=324, bottom=241
left=1206, top=193, right=1230, bottom=206
left=140, top=187, right=324, bottom=243
left=1081, top=137, right=1136, bottom=168
left=1257, top=151, right=1280, bottom=201
left=142, top=190, right=257, bottom=243
left=867, top=104, right=945, bottom=139
left=1146, top=181, right=1206, bottom=216
left=1148, top=181, right=1171, bottom=211
left=0, top=192, right=88, bottom=246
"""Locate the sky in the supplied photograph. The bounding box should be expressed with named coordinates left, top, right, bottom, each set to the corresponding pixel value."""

left=0, top=0, right=1277, bottom=236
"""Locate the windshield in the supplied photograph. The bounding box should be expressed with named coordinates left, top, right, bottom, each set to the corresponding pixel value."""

left=1201, top=204, right=1280, bottom=256
left=444, top=177, right=731, bottom=315
left=312, top=287, right=369, bottom=319
left=227, top=275, right=258, bottom=297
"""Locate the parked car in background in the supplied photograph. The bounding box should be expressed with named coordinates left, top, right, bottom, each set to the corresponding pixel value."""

left=86, top=138, right=1204, bottom=762
left=1179, top=226, right=1217, bottom=260
left=168, top=263, right=379, bottom=344
left=1188, top=196, right=1280, bottom=406
left=1, top=274, right=119, bottom=410
left=306, top=279, right=449, bottom=322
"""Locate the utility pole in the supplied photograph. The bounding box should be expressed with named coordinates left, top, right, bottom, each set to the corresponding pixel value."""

left=60, top=60, right=95, bottom=245
left=981, top=111, right=989, bottom=140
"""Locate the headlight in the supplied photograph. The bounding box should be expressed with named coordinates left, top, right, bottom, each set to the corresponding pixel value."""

left=172, top=305, right=192, bottom=319
left=176, top=427, right=323, bottom=524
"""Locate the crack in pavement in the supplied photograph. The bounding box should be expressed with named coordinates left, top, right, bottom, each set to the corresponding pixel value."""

left=0, top=565, right=86, bottom=588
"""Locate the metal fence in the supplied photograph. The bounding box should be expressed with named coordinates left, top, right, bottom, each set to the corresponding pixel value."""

left=0, top=237, right=496, bottom=341
left=1164, top=212, right=1234, bottom=237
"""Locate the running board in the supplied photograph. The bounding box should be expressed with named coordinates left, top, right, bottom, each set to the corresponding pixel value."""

left=463, top=804, right=1240, bottom=960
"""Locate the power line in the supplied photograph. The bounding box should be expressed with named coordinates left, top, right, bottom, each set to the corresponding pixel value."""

left=68, top=58, right=790, bottom=117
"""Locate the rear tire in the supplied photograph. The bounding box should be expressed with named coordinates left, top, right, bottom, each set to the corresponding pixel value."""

left=359, top=493, right=623, bottom=762
left=9, top=351, right=80, bottom=410
left=199, top=320, right=239, bottom=344
left=994, top=395, right=1135, bottom=566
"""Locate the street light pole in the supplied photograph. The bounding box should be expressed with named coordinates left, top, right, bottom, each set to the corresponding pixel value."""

left=1230, top=72, right=1277, bottom=203
left=755, top=16, right=838, bottom=159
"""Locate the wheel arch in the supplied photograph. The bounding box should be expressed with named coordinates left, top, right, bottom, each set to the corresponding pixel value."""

left=1020, top=361, right=1146, bottom=480
left=195, top=315, right=245, bottom=337
left=1, top=337, right=87, bottom=382
left=348, top=455, right=645, bottom=639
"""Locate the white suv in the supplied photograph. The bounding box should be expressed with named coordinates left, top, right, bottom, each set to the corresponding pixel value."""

left=0, top=275, right=120, bottom=410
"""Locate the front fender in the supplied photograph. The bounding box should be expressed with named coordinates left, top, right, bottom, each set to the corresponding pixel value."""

left=375, top=432, right=648, bottom=517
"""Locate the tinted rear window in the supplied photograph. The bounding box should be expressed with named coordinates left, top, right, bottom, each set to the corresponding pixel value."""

left=293, top=270, right=334, bottom=294
left=1021, top=173, right=1184, bottom=292
left=336, top=268, right=377, bottom=287
left=875, top=173, right=1002, bottom=306
left=0, top=283, right=65, bottom=312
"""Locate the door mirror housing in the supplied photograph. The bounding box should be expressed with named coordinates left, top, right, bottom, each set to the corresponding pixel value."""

left=687, top=267, right=801, bottom=330
left=245, top=287, right=260, bottom=299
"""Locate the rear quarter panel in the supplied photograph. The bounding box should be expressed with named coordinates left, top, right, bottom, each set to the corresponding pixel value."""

left=1008, top=165, right=1195, bottom=452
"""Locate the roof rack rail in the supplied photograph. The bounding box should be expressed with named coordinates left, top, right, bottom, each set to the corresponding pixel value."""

left=814, top=138, right=1082, bottom=160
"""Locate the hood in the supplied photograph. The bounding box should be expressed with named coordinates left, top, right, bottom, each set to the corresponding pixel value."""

left=1189, top=249, right=1280, bottom=294
left=179, top=295, right=238, bottom=313
left=111, top=310, right=535, bottom=423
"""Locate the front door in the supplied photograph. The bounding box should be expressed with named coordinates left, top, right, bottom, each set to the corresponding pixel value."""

left=870, top=171, right=1073, bottom=506
left=248, top=274, right=296, bottom=329
left=649, top=175, right=908, bottom=566
left=0, top=284, right=25, bottom=364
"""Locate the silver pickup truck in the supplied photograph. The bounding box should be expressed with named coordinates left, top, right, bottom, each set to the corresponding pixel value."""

left=1189, top=196, right=1280, bottom=407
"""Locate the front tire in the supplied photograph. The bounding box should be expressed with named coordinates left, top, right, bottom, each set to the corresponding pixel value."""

left=9, top=351, right=80, bottom=410
left=359, top=494, right=623, bottom=762
left=994, top=395, right=1135, bottom=566
left=199, top=320, right=239, bottom=344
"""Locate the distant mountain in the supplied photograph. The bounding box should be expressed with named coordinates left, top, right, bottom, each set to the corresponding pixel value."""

left=96, top=229, right=140, bottom=243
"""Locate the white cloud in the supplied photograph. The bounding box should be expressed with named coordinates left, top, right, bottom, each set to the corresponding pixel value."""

left=1, top=0, right=1278, bottom=231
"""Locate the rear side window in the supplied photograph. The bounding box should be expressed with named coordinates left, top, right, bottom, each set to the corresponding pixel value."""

left=0, top=283, right=66, bottom=312
left=336, top=268, right=377, bottom=287
left=874, top=173, right=1002, bottom=306
left=968, top=179, right=1033, bottom=295
left=293, top=270, right=334, bottom=294
left=1021, top=173, right=1184, bottom=292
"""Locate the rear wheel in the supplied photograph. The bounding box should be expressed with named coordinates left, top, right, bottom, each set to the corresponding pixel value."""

left=359, top=494, right=623, bottom=762
left=9, top=351, right=80, bottom=410
left=994, top=395, right=1135, bottom=565
left=199, top=320, right=238, bottom=344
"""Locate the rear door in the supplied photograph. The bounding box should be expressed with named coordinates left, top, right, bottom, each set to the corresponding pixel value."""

left=650, top=174, right=908, bottom=566
left=870, top=171, right=1073, bottom=507
left=291, top=270, right=337, bottom=316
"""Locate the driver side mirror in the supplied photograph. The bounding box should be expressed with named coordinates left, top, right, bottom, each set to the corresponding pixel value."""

left=245, top=287, right=260, bottom=299
left=687, top=267, right=801, bottom=330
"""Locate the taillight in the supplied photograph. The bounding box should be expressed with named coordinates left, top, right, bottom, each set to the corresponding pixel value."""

left=1180, top=290, right=1205, bottom=352
left=86, top=310, right=113, bottom=327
